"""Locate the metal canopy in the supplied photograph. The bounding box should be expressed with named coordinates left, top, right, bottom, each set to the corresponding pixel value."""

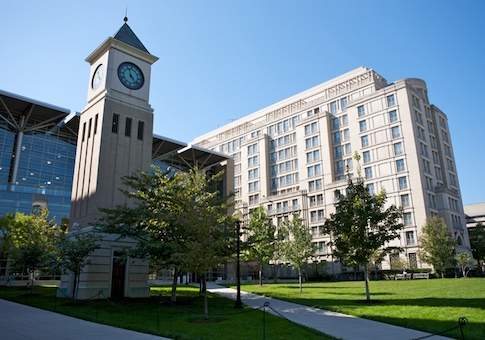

left=152, top=134, right=229, bottom=171
left=0, top=89, right=79, bottom=133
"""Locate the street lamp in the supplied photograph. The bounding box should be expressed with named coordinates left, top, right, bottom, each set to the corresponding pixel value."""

left=233, top=210, right=243, bottom=308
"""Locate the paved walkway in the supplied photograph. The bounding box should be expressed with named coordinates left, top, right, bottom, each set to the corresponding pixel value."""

left=206, top=283, right=452, bottom=340
left=0, top=286, right=453, bottom=340
left=0, top=298, right=170, bottom=340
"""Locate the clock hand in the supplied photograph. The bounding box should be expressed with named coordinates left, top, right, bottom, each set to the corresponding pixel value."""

left=130, top=69, right=137, bottom=81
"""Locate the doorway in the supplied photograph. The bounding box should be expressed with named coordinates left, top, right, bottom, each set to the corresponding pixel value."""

left=111, top=251, right=125, bottom=298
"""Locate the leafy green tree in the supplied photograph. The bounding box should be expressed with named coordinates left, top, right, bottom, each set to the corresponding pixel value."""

left=324, top=154, right=403, bottom=301
left=244, top=206, right=277, bottom=286
left=7, top=210, right=60, bottom=288
left=469, top=222, right=485, bottom=275
left=455, top=252, right=474, bottom=278
left=47, top=231, right=101, bottom=301
left=281, top=214, right=314, bottom=293
left=0, top=214, right=15, bottom=276
left=418, top=216, right=456, bottom=278
left=97, top=166, right=234, bottom=319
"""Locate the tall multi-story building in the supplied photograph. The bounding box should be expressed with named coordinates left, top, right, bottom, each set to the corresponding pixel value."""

left=192, top=67, right=471, bottom=273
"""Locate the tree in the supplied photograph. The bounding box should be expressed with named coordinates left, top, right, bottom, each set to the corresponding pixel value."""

left=47, top=231, right=101, bottom=301
left=469, top=222, right=485, bottom=275
left=244, top=206, right=277, bottom=286
left=324, top=154, right=403, bottom=301
left=97, top=166, right=234, bottom=319
left=455, top=252, right=474, bottom=278
left=418, top=216, right=456, bottom=278
left=281, top=214, right=314, bottom=293
left=7, top=210, right=61, bottom=288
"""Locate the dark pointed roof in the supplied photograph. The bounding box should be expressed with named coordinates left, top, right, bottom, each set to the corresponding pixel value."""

left=113, top=23, right=150, bottom=54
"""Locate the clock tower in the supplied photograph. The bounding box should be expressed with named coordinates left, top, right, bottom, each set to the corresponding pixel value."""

left=70, top=20, right=158, bottom=228
left=60, top=20, right=158, bottom=299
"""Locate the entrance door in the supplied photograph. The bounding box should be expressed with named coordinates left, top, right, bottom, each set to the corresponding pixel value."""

left=111, top=252, right=125, bottom=298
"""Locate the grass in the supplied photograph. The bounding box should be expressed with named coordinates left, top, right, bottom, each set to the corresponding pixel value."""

left=227, top=278, right=484, bottom=340
left=1, top=284, right=334, bottom=340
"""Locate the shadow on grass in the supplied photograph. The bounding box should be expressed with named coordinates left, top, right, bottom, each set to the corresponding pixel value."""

left=356, top=315, right=481, bottom=340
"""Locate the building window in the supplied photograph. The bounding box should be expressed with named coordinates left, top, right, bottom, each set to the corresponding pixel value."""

left=394, top=142, right=403, bottom=155
left=335, top=161, right=344, bottom=173
left=358, top=105, right=365, bottom=117
left=248, top=143, right=258, bottom=155
left=359, top=120, right=367, bottom=132
left=333, top=132, right=341, bottom=144
left=387, top=94, right=395, bottom=107
left=125, top=117, right=132, bottom=137
left=401, top=194, right=410, bottom=208
left=345, top=143, right=351, bottom=155
left=406, top=231, right=415, bottom=245
left=248, top=181, right=259, bottom=192
left=361, top=135, right=369, bottom=147
left=94, top=114, right=98, bottom=135
left=341, top=97, right=347, bottom=111
left=248, top=168, right=259, bottom=179
left=343, top=129, right=350, bottom=140
left=398, top=176, right=408, bottom=190
left=82, top=122, right=86, bottom=141
left=363, top=151, right=371, bottom=163
left=342, top=114, right=348, bottom=126
left=391, top=126, right=401, bottom=139
left=396, top=159, right=405, bottom=172
left=367, top=183, right=374, bottom=195
left=334, top=146, right=342, bottom=158
left=403, top=213, right=413, bottom=226
left=269, top=125, right=275, bottom=136
left=332, top=118, right=339, bottom=130
left=389, top=110, right=398, bottom=123
left=330, top=101, right=337, bottom=114
left=137, top=121, right=144, bottom=140
left=365, top=167, right=373, bottom=179
left=248, top=155, right=259, bottom=167
left=112, top=113, right=119, bottom=133
left=88, top=118, right=92, bottom=139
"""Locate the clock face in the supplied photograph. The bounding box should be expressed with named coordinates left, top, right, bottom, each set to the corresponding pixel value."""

left=92, top=64, right=104, bottom=90
left=118, top=62, right=144, bottom=90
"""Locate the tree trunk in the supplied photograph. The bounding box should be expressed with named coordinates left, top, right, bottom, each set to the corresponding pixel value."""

left=203, top=273, right=209, bottom=320
left=364, top=267, right=370, bottom=301
left=259, top=262, right=263, bottom=286
left=171, top=267, right=178, bottom=302
left=272, top=263, right=280, bottom=283
left=74, top=272, right=79, bottom=303
left=299, top=268, right=302, bottom=293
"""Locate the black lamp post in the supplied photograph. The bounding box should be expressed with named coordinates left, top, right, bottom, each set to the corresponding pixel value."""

left=234, top=211, right=243, bottom=308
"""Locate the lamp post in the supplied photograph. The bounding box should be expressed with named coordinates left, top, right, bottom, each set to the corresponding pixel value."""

left=233, top=211, right=243, bottom=308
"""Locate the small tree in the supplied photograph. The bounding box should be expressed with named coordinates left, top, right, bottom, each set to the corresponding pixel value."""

left=245, top=206, right=277, bottom=286
left=281, top=214, right=314, bottom=293
left=418, top=216, right=456, bottom=278
left=7, top=210, right=60, bottom=288
left=97, top=166, right=234, bottom=319
left=324, top=154, right=403, bottom=301
left=48, top=231, right=101, bottom=301
left=469, top=222, right=485, bottom=275
left=455, top=252, right=474, bottom=278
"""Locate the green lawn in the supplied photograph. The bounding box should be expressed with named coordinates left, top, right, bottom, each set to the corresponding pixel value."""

left=1, top=285, right=333, bottom=340
left=227, top=278, right=484, bottom=340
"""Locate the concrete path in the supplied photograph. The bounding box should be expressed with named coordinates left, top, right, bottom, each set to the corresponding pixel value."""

left=0, top=298, right=170, bottom=340
left=206, top=283, right=452, bottom=340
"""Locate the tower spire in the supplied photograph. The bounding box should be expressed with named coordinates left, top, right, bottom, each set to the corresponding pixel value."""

left=124, top=7, right=128, bottom=22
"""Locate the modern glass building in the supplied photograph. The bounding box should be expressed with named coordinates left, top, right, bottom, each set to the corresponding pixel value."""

left=0, top=89, right=78, bottom=225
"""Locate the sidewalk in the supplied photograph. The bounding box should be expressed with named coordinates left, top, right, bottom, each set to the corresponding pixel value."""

left=0, top=298, right=170, bottom=340
left=205, top=283, right=452, bottom=340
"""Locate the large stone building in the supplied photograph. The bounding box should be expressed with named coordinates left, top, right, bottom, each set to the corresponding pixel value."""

left=192, top=67, right=471, bottom=273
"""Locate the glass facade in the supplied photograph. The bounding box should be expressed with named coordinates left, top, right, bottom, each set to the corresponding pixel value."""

left=0, top=121, right=77, bottom=224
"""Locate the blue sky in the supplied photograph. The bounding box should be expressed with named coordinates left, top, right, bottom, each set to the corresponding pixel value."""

left=2, top=1, right=484, bottom=205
